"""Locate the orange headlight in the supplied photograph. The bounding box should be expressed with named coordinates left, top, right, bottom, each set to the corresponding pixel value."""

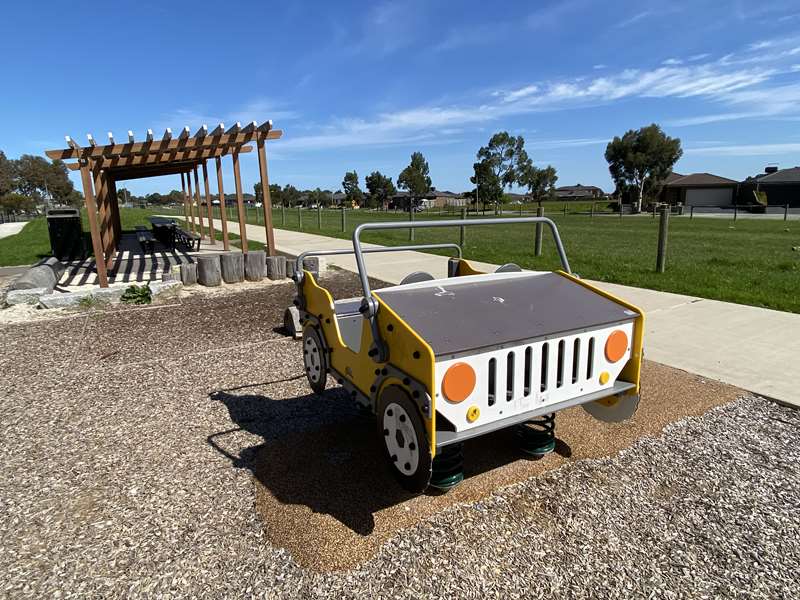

left=605, top=329, right=629, bottom=363
left=442, top=362, right=476, bottom=403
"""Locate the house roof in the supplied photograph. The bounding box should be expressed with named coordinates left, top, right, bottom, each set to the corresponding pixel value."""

left=758, top=166, right=800, bottom=184
left=556, top=184, right=603, bottom=192
left=663, top=172, right=685, bottom=184
left=665, top=172, right=738, bottom=187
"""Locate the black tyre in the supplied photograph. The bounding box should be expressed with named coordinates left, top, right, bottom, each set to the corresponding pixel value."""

left=302, top=327, right=328, bottom=394
left=377, top=385, right=432, bottom=492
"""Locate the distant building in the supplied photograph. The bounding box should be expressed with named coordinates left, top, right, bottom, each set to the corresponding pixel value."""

left=741, top=166, right=800, bottom=207
left=555, top=184, right=605, bottom=200
left=390, top=190, right=466, bottom=209
left=661, top=172, right=739, bottom=206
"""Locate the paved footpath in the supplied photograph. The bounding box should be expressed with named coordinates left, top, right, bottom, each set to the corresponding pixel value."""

left=198, top=217, right=800, bottom=407
left=0, top=221, right=26, bottom=239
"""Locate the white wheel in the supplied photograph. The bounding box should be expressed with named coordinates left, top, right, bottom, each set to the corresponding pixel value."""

left=377, top=385, right=432, bottom=492
left=382, top=402, right=420, bottom=475
left=303, top=328, right=327, bottom=394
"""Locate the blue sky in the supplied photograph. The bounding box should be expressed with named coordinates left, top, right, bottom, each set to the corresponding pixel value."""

left=2, top=0, right=800, bottom=195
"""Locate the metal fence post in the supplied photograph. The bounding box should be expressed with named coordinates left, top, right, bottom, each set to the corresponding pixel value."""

left=690, top=205, right=694, bottom=220
left=341, top=206, right=346, bottom=232
left=591, top=202, right=595, bottom=218
left=785, top=204, right=789, bottom=221
left=534, top=205, right=545, bottom=256
left=460, top=207, right=466, bottom=247
left=564, top=203, right=567, bottom=216
left=298, top=206, right=302, bottom=231
left=409, top=204, right=415, bottom=241
left=734, top=204, right=738, bottom=222
left=656, top=206, right=669, bottom=273
left=317, top=204, right=322, bottom=229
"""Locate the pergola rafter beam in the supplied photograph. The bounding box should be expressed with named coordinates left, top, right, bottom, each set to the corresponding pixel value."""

left=47, top=129, right=281, bottom=160
left=64, top=144, right=254, bottom=171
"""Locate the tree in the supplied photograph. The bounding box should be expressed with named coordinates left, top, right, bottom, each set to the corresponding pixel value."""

left=342, top=171, right=363, bottom=206
left=519, top=164, right=558, bottom=202
left=0, top=151, right=15, bottom=198
left=283, top=184, right=301, bottom=206
left=307, top=188, right=330, bottom=207
left=397, top=152, right=432, bottom=204
left=365, top=171, right=396, bottom=209
left=605, top=124, right=682, bottom=212
left=14, top=154, right=76, bottom=205
left=0, top=192, right=35, bottom=213
left=470, top=160, right=503, bottom=212
left=477, top=132, right=529, bottom=190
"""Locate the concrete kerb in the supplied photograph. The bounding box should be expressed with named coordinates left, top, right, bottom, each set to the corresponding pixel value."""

left=37, top=281, right=183, bottom=309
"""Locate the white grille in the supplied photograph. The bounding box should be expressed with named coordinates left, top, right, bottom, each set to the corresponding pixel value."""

left=434, top=321, right=635, bottom=431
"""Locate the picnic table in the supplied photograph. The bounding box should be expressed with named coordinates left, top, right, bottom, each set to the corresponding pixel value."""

left=148, top=217, right=176, bottom=248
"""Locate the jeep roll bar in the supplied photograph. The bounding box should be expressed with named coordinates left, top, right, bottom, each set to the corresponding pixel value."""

left=293, top=242, right=462, bottom=281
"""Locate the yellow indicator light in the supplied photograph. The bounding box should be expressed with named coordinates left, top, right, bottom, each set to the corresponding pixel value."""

left=466, top=405, right=480, bottom=423
left=599, top=371, right=610, bottom=385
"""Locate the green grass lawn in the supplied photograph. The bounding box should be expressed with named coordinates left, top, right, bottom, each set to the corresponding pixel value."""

left=265, top=207, right=800, bottom=313
left=1, top=206, right=797, bottom=313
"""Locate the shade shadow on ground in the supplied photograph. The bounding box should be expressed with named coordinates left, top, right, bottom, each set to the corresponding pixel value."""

left=208, top=360, right=743, bottom=572
left=210, top=384, right=572, bottom=537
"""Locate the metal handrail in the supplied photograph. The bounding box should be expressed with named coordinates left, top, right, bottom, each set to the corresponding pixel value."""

left=352, top=216, right=570, bottom=305
left=293, top=242, right=462, bottom=280
left=350, top=216, right=571, bottom=362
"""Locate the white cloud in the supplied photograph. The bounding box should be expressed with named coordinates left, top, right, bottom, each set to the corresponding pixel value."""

left=662, top=58, right=683, bottom=65
left=500, top=85, right=539, bottom=103
left=749, top=40, right=775, bottom=50
left=527, top=0, right=588, bottom=29
left=278, top=39, right=800, bottom=151
left=615, top=10, right=653, bottom=28
left=688, top=53, right=711, bottom=62
left=593, top=64, right=607, bottom=70
left=154, top=100, right=298, bottom=134
left=685, top=143, right=800, bottom=156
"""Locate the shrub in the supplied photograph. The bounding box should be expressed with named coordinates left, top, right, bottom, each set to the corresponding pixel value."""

left=121, top=284, right=152, bottom=305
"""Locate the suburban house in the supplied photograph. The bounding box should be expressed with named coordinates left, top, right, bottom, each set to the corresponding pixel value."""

left=740, top=166, right=800, bottom=207
left=660, top=172, right=739, bottom=207
left=390, top=190, right=467, bottom=209
left=555, top=184, right=605, bottom=200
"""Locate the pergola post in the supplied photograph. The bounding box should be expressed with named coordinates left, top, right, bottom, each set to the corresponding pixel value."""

left=180, top=173, right=190, bottom=223
left=107, top=177, right=121, bottom=245
left=79, top=161, right=109, bottom=287
left=106, top=177, right=120, bottom=268
left=193, top=165, right=205, bottom=239
left=232, top=151, right=248, bottom=253
left=92, top=165, right=112, bottom=260
left=186, top=168, right=196, bottom=233
left=257, top=138, right=276, bottom=256
left=215, top=156, right=230, bottom=251
left=202, top=160, right=215, bottom=243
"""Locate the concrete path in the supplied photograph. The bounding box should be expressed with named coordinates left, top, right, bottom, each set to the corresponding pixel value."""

left=195, top=217, right=800, bottom=407
left=0, top=221, right=27, bottom=239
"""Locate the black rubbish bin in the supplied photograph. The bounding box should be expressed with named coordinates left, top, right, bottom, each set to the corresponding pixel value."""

left=47, top=208, right=85, bottom=261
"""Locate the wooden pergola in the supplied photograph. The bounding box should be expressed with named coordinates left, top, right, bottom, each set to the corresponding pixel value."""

left=45, top=120, right=282, bottom=287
